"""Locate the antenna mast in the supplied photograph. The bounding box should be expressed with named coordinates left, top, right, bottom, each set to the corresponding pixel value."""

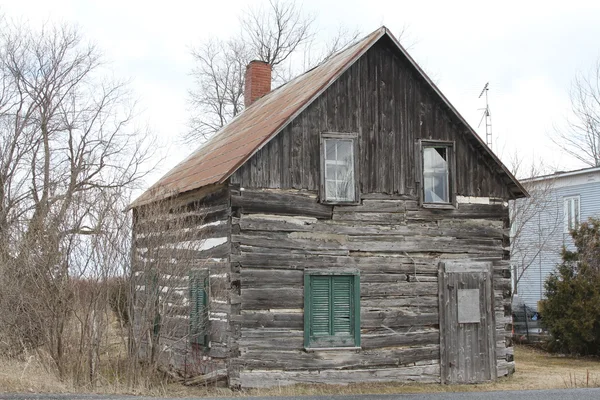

left=478, top=82, right=492, bottom=149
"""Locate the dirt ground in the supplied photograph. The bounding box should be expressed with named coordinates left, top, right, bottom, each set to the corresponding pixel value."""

left=1, top=345, right=599, bottom=397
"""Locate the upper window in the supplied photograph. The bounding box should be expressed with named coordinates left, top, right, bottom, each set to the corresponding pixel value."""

left=189, top=269, right=209, bottom=347
left=321, top=133, right=358, bottom=203
left=422, top=143, right=453, bottom=204
left=564, top=196, right=580, bottom=233
left=304, top=271, right=360, bottom=349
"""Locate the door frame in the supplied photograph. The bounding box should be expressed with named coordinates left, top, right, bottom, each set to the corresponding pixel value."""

left=438, top=261, right=497, bottom=384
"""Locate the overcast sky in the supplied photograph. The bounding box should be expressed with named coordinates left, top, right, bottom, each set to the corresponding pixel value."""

left=2, top=0, right=600, bottom=189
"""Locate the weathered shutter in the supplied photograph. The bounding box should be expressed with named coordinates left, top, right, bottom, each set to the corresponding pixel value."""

left=332, top=276, right=353, bottom=336
left=189, top=271, right=208, bottom=346
left=305, top=274, right=360, bottom=348
left=310, top=276, right=331, bottom=337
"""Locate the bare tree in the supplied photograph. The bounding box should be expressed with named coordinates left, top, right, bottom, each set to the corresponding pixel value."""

left=188, top=39, right=249, bottom=141
left=508, top=155, right=562, bottom=302
left=185, top=0, right=360, bottom=144
left=240, top=0, right=315, bottom=68
left=553, top=59, right=600, bottom=167
left=0, top=19, right=153, bottom=383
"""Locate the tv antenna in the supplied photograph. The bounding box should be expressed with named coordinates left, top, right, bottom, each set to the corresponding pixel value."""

left=478, top=82, right=492, bottom=149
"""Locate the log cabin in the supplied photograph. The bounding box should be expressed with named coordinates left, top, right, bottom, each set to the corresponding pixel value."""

left=130, top=26, right=527, bottom=388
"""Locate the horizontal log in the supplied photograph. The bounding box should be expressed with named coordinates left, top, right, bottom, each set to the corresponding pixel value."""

left=136, top=204, right=230, bottom=232
left=232, top=231, right=348, bottom=252
left=362, top=297, right=439, bottom=308
left=360, top=273, right=409, bottom=283
left=237, top=245, right=349, bottom=256
left=135, top=222, right=229, bottom=247
left=233, top=231, right=502, bottom=255
left=406, top=203, right=507, bottom=221
left=239, top=365, right=440, bottom=388
left=240, top=269, right=425, bottom=290
left=232, top=190, right=332, bottom=219
left=361, top=330, right=439, bottom=349
left=233, top=253, right=438, bottom=274
left=236, top=215, right=481, bottom=238
left=241, top=288, right=303, bottom=310
left=236, top=311, right=304, bottom=329
left=334, top=200, right=408, bottom=213
left=361, top=309, right=439, bottom=328
left=183, top=369, right=228, bottom=386
left=237, top=346, right=440, bottom=370
left=241, top=269, right=304, bottom=287
left=362, top=282, right=438, bottom=297
left=332, top=212, right=406, bottom=224
left=137, top=242, right=229, bottom=261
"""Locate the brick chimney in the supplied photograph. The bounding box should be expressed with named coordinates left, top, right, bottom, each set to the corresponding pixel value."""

left=244, top=60, right=272, bottom=107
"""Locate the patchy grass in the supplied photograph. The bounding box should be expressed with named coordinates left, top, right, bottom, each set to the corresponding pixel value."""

left=1, top=345, right=600, bottom=396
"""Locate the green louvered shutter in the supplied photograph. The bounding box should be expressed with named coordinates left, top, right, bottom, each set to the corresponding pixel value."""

left=189, top=271, right=208, bottom=346
left=332, top=275, right=353, bottom=336
left=305, top=273, right=360, bottom=348
left=310, top=276, right=331, bottom=337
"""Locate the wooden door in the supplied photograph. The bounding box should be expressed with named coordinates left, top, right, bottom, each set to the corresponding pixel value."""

left=439, top=261, right=496, bottom=384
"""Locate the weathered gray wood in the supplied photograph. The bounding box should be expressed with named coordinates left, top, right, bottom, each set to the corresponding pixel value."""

left=236, top=311, right=304, bottom=329
left=237, top=346, right=440, bottom=370
left=233, top=230, right=501, bottom=255
left=239, top=365, right=440, bottom=388
left=439, top=261, right=496, bottom=384
left=361, top=330, right=439, bottom=349
left=231, top=190, right=332, bottom=219
left=230, top=40, right=513, bottom=200
left=241, top=288, right=303, bottom=310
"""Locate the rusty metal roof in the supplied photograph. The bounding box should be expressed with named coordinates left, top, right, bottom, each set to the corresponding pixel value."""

left=132, top=26, right=526, bottom=207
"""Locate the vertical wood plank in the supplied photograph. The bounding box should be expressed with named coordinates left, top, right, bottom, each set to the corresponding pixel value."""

left=438, top=262, right=447, bottom=384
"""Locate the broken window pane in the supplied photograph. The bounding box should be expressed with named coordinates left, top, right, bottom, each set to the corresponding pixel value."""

left=423, top=146, right=449, bottom=203
left=324, top=138, right=355, bottom=202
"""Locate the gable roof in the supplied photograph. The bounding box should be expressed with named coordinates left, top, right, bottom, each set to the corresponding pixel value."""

left=132, top=26, right=527, bottom=207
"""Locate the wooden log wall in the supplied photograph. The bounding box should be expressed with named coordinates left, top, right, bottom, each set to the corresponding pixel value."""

left=131, top=185, right=232, bottom=379
left=229, top=187, right=513, bottom=388
left=230, top=37, right=513, bottom=199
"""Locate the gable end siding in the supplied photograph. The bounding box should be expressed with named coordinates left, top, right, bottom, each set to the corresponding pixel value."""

left=230, top=38, right=510, bottom=199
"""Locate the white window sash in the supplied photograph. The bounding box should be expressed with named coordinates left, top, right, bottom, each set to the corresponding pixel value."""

left=323, top=138, right=355, bottom=202
left=564, top=196, right=581, bottom=233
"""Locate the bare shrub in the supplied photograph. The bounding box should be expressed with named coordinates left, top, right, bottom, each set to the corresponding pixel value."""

left=0, top=18, right=153, bottom=388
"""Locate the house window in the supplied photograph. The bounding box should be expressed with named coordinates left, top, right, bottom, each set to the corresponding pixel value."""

left=304, top=271, right=360, bottom=349
left=422, top=143, right=453, bottom=204
left=321, top=133, right=358, bottom=203
left=564, top=196, right=580, bottom=233
left=189, top=270, right=209, bottom=346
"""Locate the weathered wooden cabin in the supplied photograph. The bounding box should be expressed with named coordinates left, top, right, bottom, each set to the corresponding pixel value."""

left=130, top=26, right=527, bottom=388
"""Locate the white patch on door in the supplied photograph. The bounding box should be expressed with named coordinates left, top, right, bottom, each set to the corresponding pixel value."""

left=458, top=289, right=481, bottom=323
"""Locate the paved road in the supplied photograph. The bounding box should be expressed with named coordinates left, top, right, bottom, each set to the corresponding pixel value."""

left=1, top=388, right=600, bottom=400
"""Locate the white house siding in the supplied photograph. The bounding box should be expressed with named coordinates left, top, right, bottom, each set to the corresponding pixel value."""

left=511, top=170, right=600, bottom=311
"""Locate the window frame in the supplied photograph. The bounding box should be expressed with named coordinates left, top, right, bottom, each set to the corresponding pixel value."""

left=418, top=140, right=456, bottom=208
left=563, top=195, right=581, bottom=233
left=189, top=269, right=209, bottom=348
left=303, top=269, right=361, bottom=350
left=319, top=132, right=360, bottom=205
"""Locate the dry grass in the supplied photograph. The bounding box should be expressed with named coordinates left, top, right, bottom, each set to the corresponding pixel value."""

left=1, top=345, right=600, bottom=396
